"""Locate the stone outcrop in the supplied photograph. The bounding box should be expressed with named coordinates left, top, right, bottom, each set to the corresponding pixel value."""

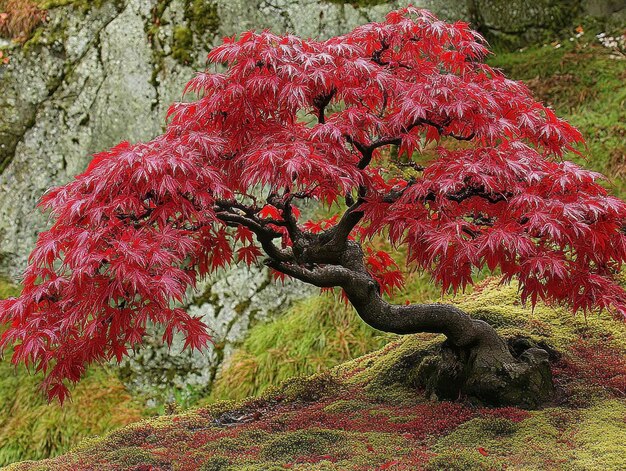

left=0, top=0, right=416, bottom=277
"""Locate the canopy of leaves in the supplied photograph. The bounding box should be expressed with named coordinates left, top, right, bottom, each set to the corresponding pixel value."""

left=1, top=7, right=626, bottom=402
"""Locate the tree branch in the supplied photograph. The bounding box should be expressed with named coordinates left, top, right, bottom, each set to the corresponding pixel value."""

left=313, top=88, right=337, bottom=124
left=267, top=193, right=302, bottom=241
left=263, top=259, right=352, bottom=287
left=214, top=205, right=292, bottom=263
left=445, top=187, right=512, bottom=204
left=345, top=117, right=474, bottom=171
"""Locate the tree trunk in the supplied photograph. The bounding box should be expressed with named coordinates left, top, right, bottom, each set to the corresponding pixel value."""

left=337, top=245, right=554, bottom=408
left=267, top=239, right=555, bottom=408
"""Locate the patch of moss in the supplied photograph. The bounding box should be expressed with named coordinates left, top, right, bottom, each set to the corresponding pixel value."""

left=426, top=449, right=504, bottom=471
left=171, top=25, right=194, bottom=64
left=107, top=446, right=164, bottom=467
left=260, top=428, right=345, bottom=461
left=433, top=412, right=565, bottom=468
left=263, top=371, right=342, bottom=404
left=198, top=456, right=230, bottom=471
left=570, top=400, right=626, bottom=470
left=184, top=0, right=219, bottom=36
left=37, top=0, right=115, bottom=14
left=24, top=0, right=123, bottom=52
left=40, top=0, right=111, bottom=8
left=337, top=334, right=441, bottom=404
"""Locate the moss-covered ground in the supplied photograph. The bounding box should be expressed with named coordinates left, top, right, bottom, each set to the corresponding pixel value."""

left=8, top=276, right=626, bottom=470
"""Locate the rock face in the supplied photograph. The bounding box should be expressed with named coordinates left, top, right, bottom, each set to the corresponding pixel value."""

left=0, top=0, right=415, bottom=277
left=425, top=0, right=626, bottom=47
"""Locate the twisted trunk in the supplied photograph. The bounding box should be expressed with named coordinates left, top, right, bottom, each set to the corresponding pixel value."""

left=267, top=240, right=554, bottom=407
left=342, top=264, right=554, bottom=407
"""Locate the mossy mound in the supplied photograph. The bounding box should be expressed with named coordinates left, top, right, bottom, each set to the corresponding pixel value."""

left=9, top=277, right=626, bottom=470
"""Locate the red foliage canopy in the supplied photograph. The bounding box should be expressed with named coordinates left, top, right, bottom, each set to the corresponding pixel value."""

left=2, top=7, right=626, bottom=402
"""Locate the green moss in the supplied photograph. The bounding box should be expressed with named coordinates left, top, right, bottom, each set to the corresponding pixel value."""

left=199, top=456, right=230, bottom=471
left=38, top=0, right=114, bottom=13
left=172, top=26, right=194, bottom=64
left=426, top=449, right=504, bottom=471
left=337, top=334, right=440, bottom=404
left=434, top=412, right=563, bottom=468
left=262, top=371, right=342, bottom=403
left=570, top=400, right=626, bottom=470
left=477, top=417, right=519, bottom=436
left=107, top=446, right=162, bottom=467
left=260, top=429, right=345, bottom=461
left=24, top=0, right=120, bottom=52
left=427, top=399, right=626, bottom=470
left=184, top=0, right=220, bottom=36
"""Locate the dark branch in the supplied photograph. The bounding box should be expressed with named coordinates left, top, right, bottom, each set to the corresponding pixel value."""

left=346, top=117, right=474, bottom=171
left=263, top=259, right=352, bottom=287
left=267, top=193, right=301, bottom=241
left=446, top=187, right=512, bottom=204
left=313, top=88, right=337, bottom=124
left=214, top=203, right=292, bottom=263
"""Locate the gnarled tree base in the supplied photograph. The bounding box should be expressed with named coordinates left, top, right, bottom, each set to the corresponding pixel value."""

left=404, top=337, right=554, bottom=408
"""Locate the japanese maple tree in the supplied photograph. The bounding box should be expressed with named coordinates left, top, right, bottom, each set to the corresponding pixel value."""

left=2, top=7, right=626, bottom=405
